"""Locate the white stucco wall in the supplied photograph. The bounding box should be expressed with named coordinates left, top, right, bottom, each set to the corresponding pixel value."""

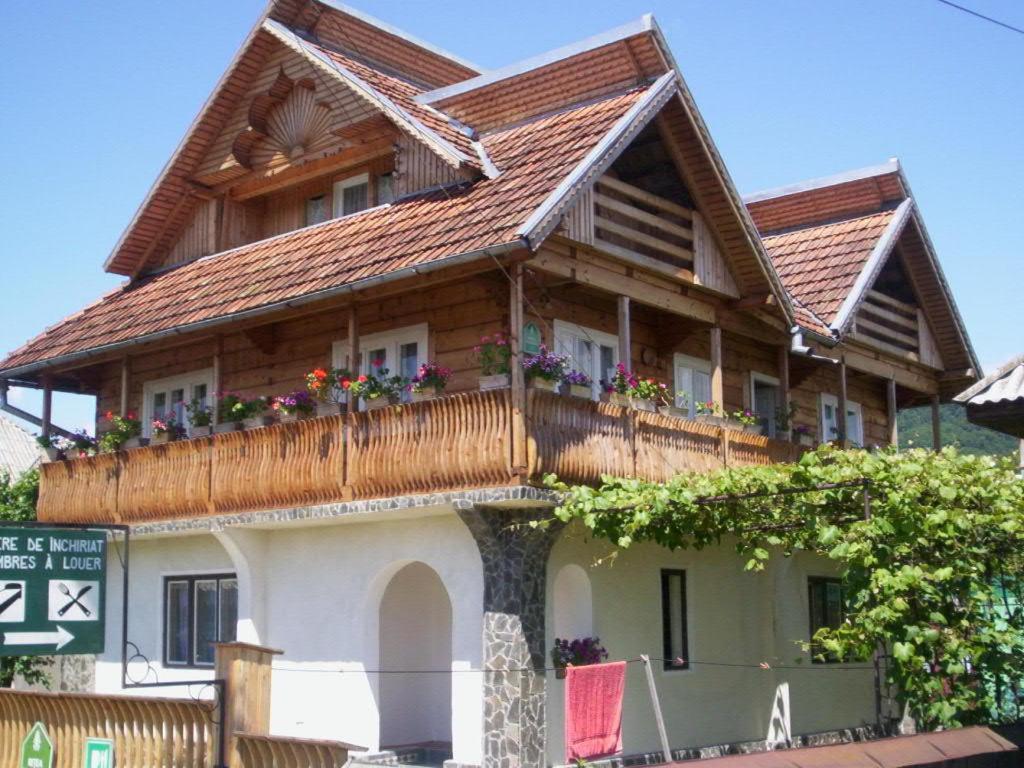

left=96, top=510, right=484, bottom=765
left=545, top=525, right=876, bottom=764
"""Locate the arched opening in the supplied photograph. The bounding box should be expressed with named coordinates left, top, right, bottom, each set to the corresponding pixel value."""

left=552, top=563, right=594, bottom=640
left=379, top=561, right=453, bottom=752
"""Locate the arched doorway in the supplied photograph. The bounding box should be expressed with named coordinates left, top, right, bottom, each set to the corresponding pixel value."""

left=379, top=562, right=453, bottom=751
left=552, top=563, right=594, bottom=640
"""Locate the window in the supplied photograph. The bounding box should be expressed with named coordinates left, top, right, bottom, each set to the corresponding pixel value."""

left=750, top=372, right=781, bottom=437
left=661, top=569, right=689, bottom=670
left=305, top=195, right=329, bottom=226
left=808, top=576, right=843, bottom=663
left=164, top=574, right=237, bottom=667
left=333, top=173, right=369, bottom=218
left=377, top=173, right=395, bottom=205
left=673, top=354, right=712, bottom=416
left=553, top=320, right=618, bottom=399
left=332, top=323, right=428, bottom=405
left=820, top=394, right=863, bottom=446
left=142, top=370, right=214, bottom=437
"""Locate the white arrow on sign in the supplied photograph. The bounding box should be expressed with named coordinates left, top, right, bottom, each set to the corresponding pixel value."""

left=2, top=625, right=74, bottom=651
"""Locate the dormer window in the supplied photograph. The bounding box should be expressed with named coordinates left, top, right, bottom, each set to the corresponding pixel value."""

left=333, top=173, right=369, bottom=218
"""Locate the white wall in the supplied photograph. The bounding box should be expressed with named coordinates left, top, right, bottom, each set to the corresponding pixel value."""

left=545, top=525, right=875, bottom=764
left=98, top=511, right=484, bottom=765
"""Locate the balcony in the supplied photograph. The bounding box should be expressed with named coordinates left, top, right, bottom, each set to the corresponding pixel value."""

left=38, top=390, right=804, bottom=526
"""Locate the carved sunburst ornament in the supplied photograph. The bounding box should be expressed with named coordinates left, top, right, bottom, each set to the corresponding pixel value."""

left=232, top=68, right=334, bottom=169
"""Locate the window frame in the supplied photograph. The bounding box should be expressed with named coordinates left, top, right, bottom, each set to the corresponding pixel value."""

left=750, top=371, right=781, bottom=437
left=819, top=393, right=864, bottom=446
left=807, top=575, right=844, bottom=664
left=673, top=353, right=713, bottom=416
left=332, top=172, right=370, bottom=218
left=162, top=572, right=238, bottom=669
left=332, top=323, right=429, bottom=405
left=552, top=319, right=619, bottom=400
left=660, top=569, right=690, bottom=671
left=141, top=369, right=214, bottom=438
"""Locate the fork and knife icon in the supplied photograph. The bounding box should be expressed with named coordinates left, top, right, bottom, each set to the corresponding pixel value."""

left=57, top=583, right=93, bottom=617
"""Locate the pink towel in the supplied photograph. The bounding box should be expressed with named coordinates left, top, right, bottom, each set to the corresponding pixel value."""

left=565, top=661, right=626, bottom=762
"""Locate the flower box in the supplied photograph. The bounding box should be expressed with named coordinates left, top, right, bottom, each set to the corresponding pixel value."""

left=479, top=374, right=510, bottom=391
left=213, top=421, right=242, bottom=435
left=797, top=433, right=815, bottom=447
left=42, top=447, right=63, bottom=462
left=243, top=415, right=275, bottom=430
left=316, top=402, right=343, bottom=418
left=527, top=377, right=559, bottom=392
left=150, top=432, right=178, bottom=446
left=569, top=384, right=592, bottom=399
left=658, top=405, right=690, bottom=419
left=363, top=397, right=395, bottom=411
left=695, top=414, right=729, bottom=429
left=122, top=437, right=150, bottom=450
left=741, top=424, right=762, bottom=435
left=631, top=398, right=657, bottom=413
left=601, top=392, right=630, bottom=408
left=278, top=411, right=313, bottom=424
left=410, top=390, right=437, bottom=403
left=191, top=426, right=213, bottom=438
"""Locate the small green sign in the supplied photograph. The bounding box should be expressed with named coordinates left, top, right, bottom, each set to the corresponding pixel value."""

left=0, top=527, right=107, bottom=656
left=84, top=737, right=114, bottom=768
left=20, top=722, right=54, bottom=768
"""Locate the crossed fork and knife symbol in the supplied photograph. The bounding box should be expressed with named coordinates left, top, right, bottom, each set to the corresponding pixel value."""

left=57, top=583, right=93, bottom=617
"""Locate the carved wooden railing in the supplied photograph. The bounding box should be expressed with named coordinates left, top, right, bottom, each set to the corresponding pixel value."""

left=37, top=389, right=804, bottom=525
left=0, top=688, right=215, bottom=767
left=235, top=732, right=355, bottom=768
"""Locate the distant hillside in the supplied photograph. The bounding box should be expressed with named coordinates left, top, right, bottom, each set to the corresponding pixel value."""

left=898, top=404, right=1017, bottom=457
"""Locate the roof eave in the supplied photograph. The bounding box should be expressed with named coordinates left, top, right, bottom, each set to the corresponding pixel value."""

left=743, top=158, right=904, bottom=205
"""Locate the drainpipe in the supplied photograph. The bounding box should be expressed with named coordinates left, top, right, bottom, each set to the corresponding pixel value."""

left=789, top=328, right=838, bottom=365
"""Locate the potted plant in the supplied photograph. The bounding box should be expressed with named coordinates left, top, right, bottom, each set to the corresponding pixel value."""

left=242, top=397, right=274, bottom=429
left=731, top=408, right=762, bottom=435
left=98, top=411, right=144, bottom=451
left=272, top=390, right=316, bottom=423
left=695, top=400, right=727, bottom=428
left=409, top=362, right=452, bottom=402
left=563, top=370, right=592, bottom=399
left=348, top=368, right=407, bottom=410
left=659, top=391, right=690, bottom=419
left=65, top=430, right=97, bottom=458
left=522, top=345, right=566, bottom=392
left=150, top=414, right=183, bottom=445
left=774, top=401, right=797, bottom=442
left=601, top=363, right=634, bottom=407
left=551, top=636, right=609, bottom=680
left=476, top=334, right=511, bottom=390
left=793, top=423, right=815, bottom=447
left=186, top=399, right=213, bottom=437
left=629, top=377, right=669, bottom=412
left=215, top=392, right=248, bottom=433
left=306, top=367, right=348, bottom=417
left=36, top=434, right=64, bottom=462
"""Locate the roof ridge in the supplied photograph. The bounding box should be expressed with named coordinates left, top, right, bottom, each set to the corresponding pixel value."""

left=744, top=159, right=903, bottom=204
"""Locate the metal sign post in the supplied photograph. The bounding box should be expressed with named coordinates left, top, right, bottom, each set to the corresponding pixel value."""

left=0, top=526, right=108, bottom=656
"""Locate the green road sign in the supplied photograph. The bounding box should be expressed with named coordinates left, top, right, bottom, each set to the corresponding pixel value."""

left=0, top=527, right=106, bottom=656
left=20, top=722, right=54, bottom=768
left=84, top=737, right=114, bottom=768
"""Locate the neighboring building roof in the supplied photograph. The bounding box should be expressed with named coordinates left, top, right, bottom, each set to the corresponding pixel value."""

left=956, top=355, right=1024, bottom=407
left=0, top=86, right=652, bottom=376
left=0, top=414, right=41, bottom=479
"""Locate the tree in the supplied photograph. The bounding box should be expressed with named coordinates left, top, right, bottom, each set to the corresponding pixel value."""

left=546, top=446, right=1024, bottom=730
left=0, top=469, right=48, bottom=688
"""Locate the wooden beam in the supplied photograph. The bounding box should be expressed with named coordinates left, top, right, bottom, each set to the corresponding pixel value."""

left=212, top=337, right=223, bottom=426
left=510, top=262, right=527, bottom=475
left=618, top=296, right=632, bottom=371
left=41, top=375, right=53, bottom=439
left=710, top=326, right=724, bottom=406
left=778, top=345, right=790, bottom=424
left=131, top=192, right=196, bottom=278
left=119, top=358, right=130, bottom=416
left=347, top=307, right=360, bottom=415
left=888, top=378, right=897, bottom=450
left=837, top=356, right=848, bottom=444
left=732, top=294, right=776, bottom=310
left=931, top=394, right=942, bottom=451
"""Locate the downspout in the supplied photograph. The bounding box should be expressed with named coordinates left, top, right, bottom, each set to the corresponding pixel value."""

left=789, top=327, right=838, bottom=365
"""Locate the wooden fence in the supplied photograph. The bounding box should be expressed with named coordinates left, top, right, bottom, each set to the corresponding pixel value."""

left=37, top=388, right=804, bottom=525
left=0, top=688, right=215, bottom=767
left=235, top=732, right=355, bottom=768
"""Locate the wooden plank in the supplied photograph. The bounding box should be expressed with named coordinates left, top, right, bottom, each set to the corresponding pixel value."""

left=866, top=289, right=917, bottom=317
left=854, top=316, right=920, bottom=349
left=817, top=344, right=939, bottom=396
left=931, top=394, right=941, bottom=450
left=510, top=262, right=527, bottom=475
left=347, top=307, right=359, bottom=415
left=837, top=356, right=848, bottom=443
left=41, top=376, right=52, bottom=439
left=850, top=331, right=922, bottom=364
left=710, top=326, right=723, bottom=406
left=618, top=296, right=631, bottom=371
left=594, top=216, right=694, bottom=261
left=887, top=378, right=898, bottom=447
left=591, top=236, right=695, bottom=282
left=859, top=300, right=919, bottom=332
left=594, top=193, right=694, bottom=240
left=120, top=358, right=130, bottom=416
left=597, top=176, right=693, bottom=220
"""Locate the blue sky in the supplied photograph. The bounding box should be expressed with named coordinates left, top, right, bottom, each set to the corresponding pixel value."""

left=0, top=0, right=1021, bottom=434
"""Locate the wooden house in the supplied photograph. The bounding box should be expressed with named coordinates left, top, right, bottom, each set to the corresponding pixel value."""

left=0, top=3, right=980, bottom=765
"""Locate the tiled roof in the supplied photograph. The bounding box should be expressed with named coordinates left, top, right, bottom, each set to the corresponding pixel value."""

left=0, top=415, right=40, bottom=478
left=0, top=87, right=648, bottom=374
left=761, top=209, right=898, bottom=332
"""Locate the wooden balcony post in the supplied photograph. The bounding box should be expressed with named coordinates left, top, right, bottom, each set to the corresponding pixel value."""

left=212, top=337, right=223, bottom=426
left=886, top=378, right=899, bottom=448
left=41, top=375, right=53, bottom=440
left=617, top=296, right=631, bottom=370
left=931, top=394, right=942, bottom=451
left=837, top=356, right=848, bottom=444
left=778, top=345, right=790, bottom=429
left=709, top=325, right=724, bottom=406
left=510, top=262, right=527, bottom=476
left=347, top=307, right=360, bottom=415
left=215, top=641, right=282, bottom=768
left=119, top=357, right=130, bottom=416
